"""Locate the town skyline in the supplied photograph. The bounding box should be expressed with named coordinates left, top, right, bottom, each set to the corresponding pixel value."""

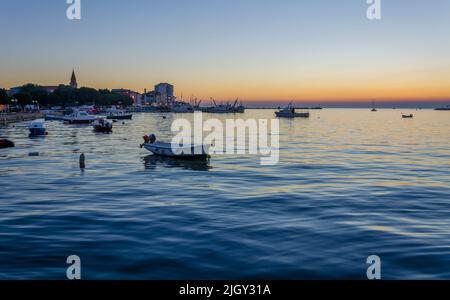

left=3, top=69, right=450, bottom=108
left=1, top=0, right=450, bottom=105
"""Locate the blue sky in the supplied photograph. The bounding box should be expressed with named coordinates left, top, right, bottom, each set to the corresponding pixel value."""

left=1, top=0, right=449, bottom=103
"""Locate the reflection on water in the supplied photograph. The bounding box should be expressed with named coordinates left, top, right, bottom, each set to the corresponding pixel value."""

left=143, top=155, right=211, bottom=171
left=0, top=109, right=449, bottom=279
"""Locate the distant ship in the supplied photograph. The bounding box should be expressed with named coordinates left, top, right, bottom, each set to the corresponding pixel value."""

left=435, top=105, right=450, bottom=111
left=275, top=103, right=310, bottom=118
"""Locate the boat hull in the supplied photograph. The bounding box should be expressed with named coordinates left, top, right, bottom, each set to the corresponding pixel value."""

left=275, top=112, right=310, bottom=118
left=107, top=115, right=133, bottom=120
left=29, top=128, right=47, bottom=136
left=66, top=119, right=95, bottom=124
left=93, top=126, right=112, bottom=133
left=143, top=143, right=210, bottom=160
left=201, top=107, right=245, bottom=113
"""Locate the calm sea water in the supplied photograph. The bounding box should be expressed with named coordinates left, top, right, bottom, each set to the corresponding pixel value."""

left=0, top=109, right=449, bottom=279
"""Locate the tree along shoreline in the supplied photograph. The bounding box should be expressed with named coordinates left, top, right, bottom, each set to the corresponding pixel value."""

left=0, top=84, right=133, bottom=109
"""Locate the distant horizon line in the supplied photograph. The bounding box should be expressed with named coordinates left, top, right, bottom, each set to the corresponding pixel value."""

left=245, top=101, right=450, bottom=109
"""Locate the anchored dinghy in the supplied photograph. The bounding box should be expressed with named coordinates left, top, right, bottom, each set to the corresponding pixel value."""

left=140, top=134, right=210, bottom=160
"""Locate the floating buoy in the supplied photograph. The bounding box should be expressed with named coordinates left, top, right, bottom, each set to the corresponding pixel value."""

left=79, top=153, right=86, bottom=169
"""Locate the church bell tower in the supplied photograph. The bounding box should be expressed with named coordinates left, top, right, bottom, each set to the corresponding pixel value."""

left=70, top=70, right=78, bottom=89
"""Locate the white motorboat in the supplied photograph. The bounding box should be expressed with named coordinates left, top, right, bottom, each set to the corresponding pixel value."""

left=275, top=103, right=310, bottom=118
left=141, top=134, right=210, bottom=159
left=64, top=110, right=96, bottom=124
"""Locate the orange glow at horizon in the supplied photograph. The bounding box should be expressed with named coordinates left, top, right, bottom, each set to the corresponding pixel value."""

left=2, top=65, right=450, bottom=103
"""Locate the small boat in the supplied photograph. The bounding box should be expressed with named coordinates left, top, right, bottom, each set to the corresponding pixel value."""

left=0, top=139, right=14, bottom=149
left=64, top=110, right=96, bottom=124
left=275, top=103, right=310, bottom=118
left=106, top=110, right=133, bottom=120
left=140, top=134, right=210, bottom=160
left=29, top=120, right=47, bottom=136
left=371, top=101, right=378, bottom=112
left=402, top=114, right=414, bottom=119
left=92, top=118, right=113, bottom=133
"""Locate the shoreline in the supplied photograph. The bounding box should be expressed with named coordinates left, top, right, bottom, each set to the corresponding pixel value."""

left=1, top=112, right=44, bottom=126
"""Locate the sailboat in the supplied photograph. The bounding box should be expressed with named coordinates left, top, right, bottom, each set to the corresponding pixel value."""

left=371, top=101, right=378, bottom=112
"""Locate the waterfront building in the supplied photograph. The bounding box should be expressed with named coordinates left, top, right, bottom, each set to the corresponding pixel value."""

left=154, top=83, right=174, bottom=104
left=112, top=89, right=141, bottom=105
left=139, top=90, right=162, bottom=106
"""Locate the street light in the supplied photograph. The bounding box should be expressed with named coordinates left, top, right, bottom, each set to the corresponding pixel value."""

left=9, top=99, right=17, bottom=113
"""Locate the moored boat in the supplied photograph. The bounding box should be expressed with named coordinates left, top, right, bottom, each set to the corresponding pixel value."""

left=92, top=118, right=113, bottom=133
left=435, top=105, right=450, bottom=111
left=106, top=110, right=133, bottom=120
left=64, top=110, right=96, bottom=124
left=140, top=134, right=210, bottom=159
left=402, top=114, right=414, bottom=119
left=28, top=120, right=48, bottom=136
left=275, top=103, right=310, bottom=118
left=371, top=101, right=378, bottom=112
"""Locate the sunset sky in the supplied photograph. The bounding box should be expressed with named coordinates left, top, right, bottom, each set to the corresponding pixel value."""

left=1, top=0, right=450, bottom=104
